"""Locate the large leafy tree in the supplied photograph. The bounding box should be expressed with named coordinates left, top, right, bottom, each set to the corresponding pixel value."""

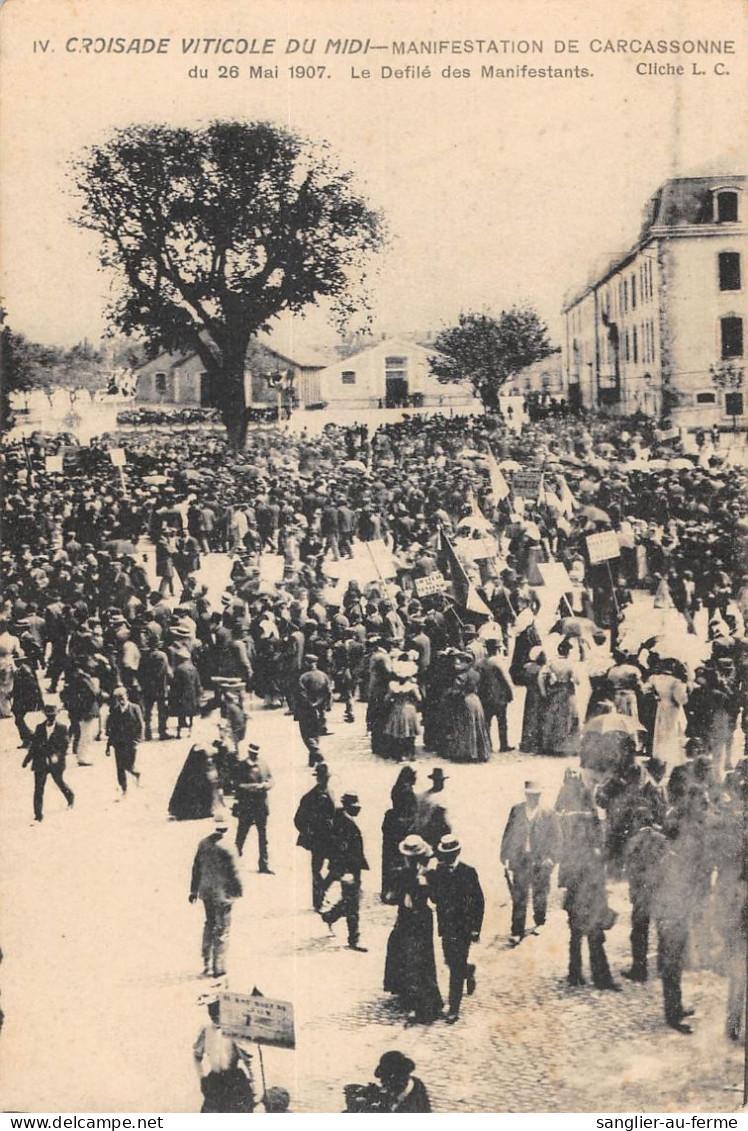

left=430, top=308, right=553, bottom=410
left=71, top=121, right=386, bottom=446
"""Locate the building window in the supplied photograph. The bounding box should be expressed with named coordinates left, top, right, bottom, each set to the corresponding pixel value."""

left=695, top=391, right=716, bottom=404
left=715, top=190, right=739, bottom=223
left=624, top=330, right=630, bottom=362
left=341, top=371, right=356, bottom=385
left=721, top=316, right=744, bottom=359
left=631, top=274, right=637, bottom=310
left=623, top=279, right=628, bottom=313
left=154, top=372, right=167, bottom=394
left=725, top=391, right=744, bottom=416
left=632, top=326, right=638, bottom=363
left=718, top=252, right=741, bottom=291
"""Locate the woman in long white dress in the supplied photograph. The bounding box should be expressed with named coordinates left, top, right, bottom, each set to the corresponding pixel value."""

left=646, top=657, right=688, bottom=769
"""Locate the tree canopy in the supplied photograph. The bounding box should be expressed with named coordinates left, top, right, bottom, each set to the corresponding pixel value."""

left=71, top=120, right=386, bottom=444
left=429, top=308, right=553, bottom=410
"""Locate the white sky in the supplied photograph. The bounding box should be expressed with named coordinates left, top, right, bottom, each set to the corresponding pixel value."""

left=0, top=0, right=745, bottom=353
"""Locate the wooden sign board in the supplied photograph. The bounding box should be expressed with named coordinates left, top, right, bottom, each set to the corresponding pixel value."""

left=512, top=469, right=543, bottom=499
left=219, top=992, right=295, bottom=1049
left=414, top=571, right=449, bottom=597
left=586, top=530, right=621, bottom=564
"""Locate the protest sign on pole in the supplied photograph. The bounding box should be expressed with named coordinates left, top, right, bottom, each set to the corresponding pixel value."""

left=45, top=455, right=63, bottom=474
left=109, top=448, right=127, bottom=467
left=219, top=992, right=295, bottom=1049
left=586, top=530, right=621, bottom=564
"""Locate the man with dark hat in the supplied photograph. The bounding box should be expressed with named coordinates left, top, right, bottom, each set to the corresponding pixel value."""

left=296, top=653, right=331, bottom=765
left=232, top=743, right=274, bottom=873
left=293, top=763, right=336, bottom=910
left=500, top=781, right=560, bottom=944
left=477, top=637, right=515, bottom=752
left=431, top=835, right=485, bottom=1023
left=138, top=638, right=172, bottom=742
left=321, top=791, right=369, bottom=950
left=189, top=809, right=243, bottom=978
left=105, top=685, right=144, bottom=795
left=413, top=767, right=451, bottom=849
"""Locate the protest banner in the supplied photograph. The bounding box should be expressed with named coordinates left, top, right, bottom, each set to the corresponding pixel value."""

left=586, top=530, right=621, bottom=564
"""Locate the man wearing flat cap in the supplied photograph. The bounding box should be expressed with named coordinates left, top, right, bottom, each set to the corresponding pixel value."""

left=431, top=836, right=485, bottom=1023
left=321, top=791, right=369, bottom=950
left=501, top=781, right=560, bottom=945
left=296, top=653, right=331, bottom=765
left=293, top=762, right=336, bottom=911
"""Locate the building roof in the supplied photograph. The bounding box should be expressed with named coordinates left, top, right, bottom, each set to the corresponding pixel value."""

left=321, top=335, right=440, bottom=369
left=639, top=174, right=746, bottom=236
left=133, top=333, right=327, bottom=374
left=562, top=173, right=746, bottom=313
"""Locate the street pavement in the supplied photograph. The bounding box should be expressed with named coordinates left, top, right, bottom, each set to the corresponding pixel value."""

left=0, top=575, right=743, bottom=1113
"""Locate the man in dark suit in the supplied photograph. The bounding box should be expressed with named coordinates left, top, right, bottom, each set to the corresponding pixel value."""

left=500, top=781, right=560, bottom=944
left=431, top=835, right=485, bottom=1023
left=105, top=685, right=144, bottom=795
left=477, top=638, right=514, bottom=752
left=232, top=742, right=274, bottom=873
left=293, top=762, right=336, bottom=910
left=321, top=792, right=369, bottom=950
left=23, top=702, right=75, bottom=822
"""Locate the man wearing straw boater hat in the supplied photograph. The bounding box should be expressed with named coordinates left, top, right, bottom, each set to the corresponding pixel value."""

left=431, top=835, right=485, bottom=1023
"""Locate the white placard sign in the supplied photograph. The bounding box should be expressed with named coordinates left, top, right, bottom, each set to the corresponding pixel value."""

left=586, top=530, right=621, bottom=564
left=219, top=992, right=295, bottom=1049
left=414, top=571, right=449, bottom=597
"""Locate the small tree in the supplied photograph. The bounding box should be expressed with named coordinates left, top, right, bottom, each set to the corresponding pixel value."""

left=71, top=121, right=386, bottom=447
left=429, top=308, right=553, bottom=410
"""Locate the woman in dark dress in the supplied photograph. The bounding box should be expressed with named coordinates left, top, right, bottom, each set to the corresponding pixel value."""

left=168, top=744, right=221, bottom=820
left=168, top=648, right=202, bottom=738
left=381, top=767, right=417, bottom=902
left=519, top=647, right=546, bottom=754
left=384, top=835, right=443, bottom=1023
left=440, top=652, right=491, bottom=763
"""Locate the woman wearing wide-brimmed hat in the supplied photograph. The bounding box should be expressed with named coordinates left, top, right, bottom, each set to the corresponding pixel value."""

left=383, top=834, right=443, bottom=1023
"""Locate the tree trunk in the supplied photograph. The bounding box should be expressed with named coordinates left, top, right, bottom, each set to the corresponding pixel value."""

left=214, top=357, right=249, bottom=450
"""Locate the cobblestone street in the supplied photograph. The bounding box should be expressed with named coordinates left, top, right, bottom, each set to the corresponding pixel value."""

left=0, top=667, right=742, bottom=1113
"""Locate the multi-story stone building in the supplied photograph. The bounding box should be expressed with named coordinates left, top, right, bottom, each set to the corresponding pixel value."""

left=561, top=175, right=746, bottom=426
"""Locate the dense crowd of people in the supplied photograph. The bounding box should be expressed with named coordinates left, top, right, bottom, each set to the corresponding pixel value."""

left=2, top=404, right=746, bottom=1110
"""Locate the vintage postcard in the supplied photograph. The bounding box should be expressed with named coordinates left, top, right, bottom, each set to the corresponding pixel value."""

left=0, top=0, right=746, bottom=1117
